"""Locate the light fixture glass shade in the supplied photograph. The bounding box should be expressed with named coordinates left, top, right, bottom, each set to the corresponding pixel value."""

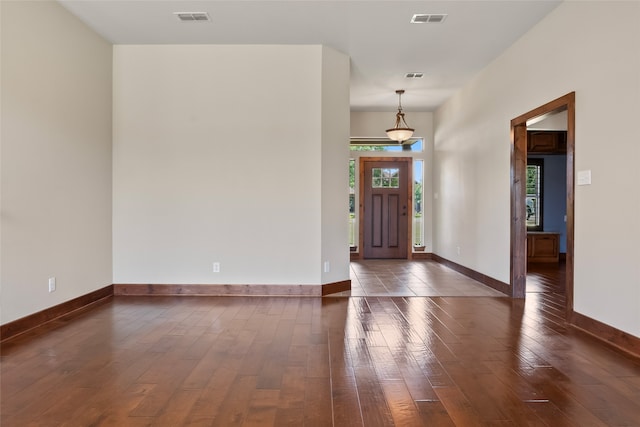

left=386, top=90, right=414, bottom=142
left=386, top=126, right=414, bottom=142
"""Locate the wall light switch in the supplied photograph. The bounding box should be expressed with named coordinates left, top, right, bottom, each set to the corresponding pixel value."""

left=577, top=170, right=592, bottom=186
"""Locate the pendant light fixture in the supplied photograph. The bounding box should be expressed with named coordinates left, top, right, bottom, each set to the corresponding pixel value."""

left=386, top=89, right=414, bottom=142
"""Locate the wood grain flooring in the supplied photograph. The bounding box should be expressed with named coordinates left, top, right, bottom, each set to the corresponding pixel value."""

left=526, top=261, right=567, bottom=294
left=2, top=262, right=639, bottom=426
left=346, top=260, right=505, bottom=297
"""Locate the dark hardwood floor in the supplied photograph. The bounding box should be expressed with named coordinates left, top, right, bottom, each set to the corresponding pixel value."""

left=2, top=262, right=639, bottom=426
left=346, top=260, right=505, bottom=297
left=526, top=261, right=566, bottom=294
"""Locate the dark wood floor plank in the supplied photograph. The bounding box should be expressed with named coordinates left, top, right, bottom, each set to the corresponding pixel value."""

left=83, top=382, right=158, bottom=426
left=524, top=401, right=586, bottom=427
left=415, top=400, right=456, bottom=427
left=129, top=359, right=200, bottom=417
left=186, top=360, right=243, bottom=422
left=277, top=366, right=306, bottom=410
left=380, top=379, right=424, bottom=426
left=440, top=360, right=512, bottom=423
left=182, top=340, right=229, bottom=389
left=503, top=365, right=611, bottom=426
left=152, top=388, right=203, bottom=426
left=273, top=407, right=305, bottom=426
left=330, top=369, right=364, bottom=426
left=353, top=364, right=395, bottom=426
left=433, top=386, right=484, bottom=427
left=328, top=326, right=365, bottom=426
left=210, top=375, right=258, bottom=426
left=303, top=377, right=333, bottom=426
left=242, top=389, right=280, bottom=426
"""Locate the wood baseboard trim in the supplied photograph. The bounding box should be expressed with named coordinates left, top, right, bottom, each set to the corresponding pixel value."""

left=571, top=311, right=640, bottom=358
left=411, top=252, right=433, bottom=260
left=431, top=254, right=510, bottom=295
left=321, top=280, right=351, bottom=296
left=1, top=285, right=114, bottom=342
left=114, top=283, right=351, bottom=297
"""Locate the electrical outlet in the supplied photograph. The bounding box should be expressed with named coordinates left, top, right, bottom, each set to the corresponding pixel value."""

left=48, top=277, right=56, bottom=293
left=213, top=262, right=220, bottom=273
left=456, top=246, right=461, bottom=255
left=323, top=261, right=330, bottom=273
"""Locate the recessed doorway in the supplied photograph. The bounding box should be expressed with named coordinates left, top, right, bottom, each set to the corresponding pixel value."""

left=510, top=92, right=575, bottom=318
left=359, top=157, right=412, bottom=259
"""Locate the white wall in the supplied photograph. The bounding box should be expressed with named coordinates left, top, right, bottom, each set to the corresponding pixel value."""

left=350, top=112, right=434, bottom=252
left=113, top=45, right=350, bottom=286
left=1, top=1, right=113, bottom=324
left=434, top=1, right=640, bottom=337
left=321, top=47, right=351, bottom=284
left=528, top=110, right=568, bottom=131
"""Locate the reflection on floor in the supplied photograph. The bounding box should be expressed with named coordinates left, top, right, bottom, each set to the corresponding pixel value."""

left=526, top=261, right=566, bottom=294
left=4, top=262, right=638, bottom=425
left=4, top=290, right=639, bottom=425
left=333, top=260, right=505, bottom=297
left=336, top=259, right=567, bottom=298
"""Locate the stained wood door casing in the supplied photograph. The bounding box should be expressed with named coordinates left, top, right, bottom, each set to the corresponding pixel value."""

left=361, top=159, right=410, bottom=259
left=511, top=92, right=574, bottom=313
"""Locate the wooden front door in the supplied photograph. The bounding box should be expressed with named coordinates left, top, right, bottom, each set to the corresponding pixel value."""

left=361, top=159, right=410, bottom=259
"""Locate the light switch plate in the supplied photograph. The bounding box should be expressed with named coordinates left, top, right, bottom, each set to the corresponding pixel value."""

left=577, top=170, right=591, bottom=186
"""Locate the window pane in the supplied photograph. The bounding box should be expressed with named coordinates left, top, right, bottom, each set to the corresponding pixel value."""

left=413, top=160, right=424, bottom=247
left=350, top=138, right=424, bottom=152
left=349, top=159, right=356, bottom=247
left=372, top=168, right=399, bottom=188
left=526, top=159, right=543, bottom=230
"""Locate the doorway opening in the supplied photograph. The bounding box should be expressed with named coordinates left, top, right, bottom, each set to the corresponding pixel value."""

left=510, top=92, right=575, bottom=318
left=359, top=157, right=412, bottom=259
left=349, top=138, right=426, bottom=260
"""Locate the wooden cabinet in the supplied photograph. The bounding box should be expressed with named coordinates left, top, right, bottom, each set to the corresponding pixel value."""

left=527, top=232, right=559, bottom=263
left=527, top=131, right=567, bottom=154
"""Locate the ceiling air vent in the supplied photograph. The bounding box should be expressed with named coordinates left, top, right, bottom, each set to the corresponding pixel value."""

left=411, top=14, right=447, bottom=24
left=405, top=73, right=424, bottom=79
left=174, top=12, right=211, bottom=22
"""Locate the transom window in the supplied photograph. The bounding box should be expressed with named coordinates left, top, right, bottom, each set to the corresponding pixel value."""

left=350, top=138, right=423, bottom=152
left=372, top=168, right=400, bottom=188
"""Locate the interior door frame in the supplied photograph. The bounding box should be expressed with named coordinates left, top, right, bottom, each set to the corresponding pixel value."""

left=357, top=157, right=413, bottom=260
left=510, top=92, right=575, bottom=317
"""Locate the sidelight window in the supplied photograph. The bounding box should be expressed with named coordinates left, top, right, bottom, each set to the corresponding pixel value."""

left=413, top=160, right=424, bottom=247
left=349, top=159, right=356, bottom=248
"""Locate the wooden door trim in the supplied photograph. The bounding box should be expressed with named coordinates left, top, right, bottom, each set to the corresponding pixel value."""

left=510, top=92, right=575, bottom=318
left=358, top=157, right=413, bottom=260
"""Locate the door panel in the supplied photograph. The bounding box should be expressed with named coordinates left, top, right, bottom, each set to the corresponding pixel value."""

left=388, top=194, right=400, bottom=247
left=363, top=160, right=409, bottom=259
left=372, top=194, right=383, bottom=247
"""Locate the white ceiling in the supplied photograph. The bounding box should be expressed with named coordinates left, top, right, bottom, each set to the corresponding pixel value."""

left=58, top=0, right=562, bottom=112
